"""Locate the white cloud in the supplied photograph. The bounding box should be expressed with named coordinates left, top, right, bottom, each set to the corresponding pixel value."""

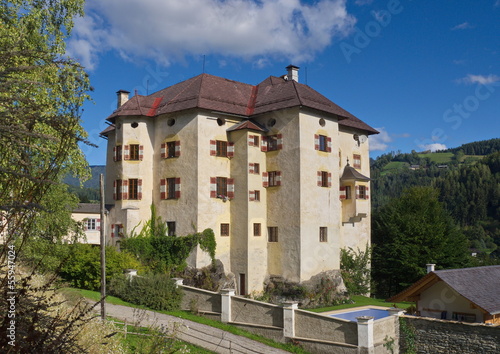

left=67, top=0, right=356, bottom=70
left=418, top=143, right=447, bottom=152
left=451, top=22, right=473, bottom=30
left=458, top=74, right=500, bottom=85
left=369, top=127, right=392, bottom=151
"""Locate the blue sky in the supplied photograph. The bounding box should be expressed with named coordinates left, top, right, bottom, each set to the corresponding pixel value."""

left=67, top=0, right=500, bottom=166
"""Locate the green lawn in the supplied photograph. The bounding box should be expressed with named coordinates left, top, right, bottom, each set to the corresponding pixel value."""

left=307, top=295, right=414, bottom=313
left=417, top=152, right=453, bottom=163
left=381, top=161, right=408, bottom=175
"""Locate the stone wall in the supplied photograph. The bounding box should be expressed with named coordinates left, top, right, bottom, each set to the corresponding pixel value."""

left=180, top=285, right=221, bottom=314
left=294, top=309, right=358, bottom=344
left=231, top=296, right=283, bottom=327
left=400, top=316, right=500, bottom=354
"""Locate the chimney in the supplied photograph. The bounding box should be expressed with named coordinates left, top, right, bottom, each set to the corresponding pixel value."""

left=286, top=65, right=299, bottom=82
left=426, top=264, right=435, bottom=273
left=116, top=90, right=130, bottom=109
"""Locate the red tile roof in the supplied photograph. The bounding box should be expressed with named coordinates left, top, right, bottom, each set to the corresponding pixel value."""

left=105, top=73, right=378, bottom=135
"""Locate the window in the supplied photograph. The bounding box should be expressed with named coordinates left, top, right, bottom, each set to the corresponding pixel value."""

left=160, top=178, right=181, bottom=199
left=357, top=185, right=368, bottom=199
left=353, top=154, right=361, bottom=169
left=210, top=140, right=234, bottom=157
left=345, top=185, right=352, bottom=200
left=249, top=190, right=260, bottom=201
left=129, top=144, right=140, bottom=160
left=253, top=163, right=260, bottom=174
left=114, top=180, right=123, bottom=200
left=268, top=135, right=278, bottom=151
left=129, top=178, right=139, bottom=200
left=220, top=223, right=230, bottom=237
left=217, top=177, right=227, bottom=196
left=253, top=223, right=261, bottom=236
left=268, top=171, right=281, bottom=187
left=261, top=134, right=283, bottom=152
left=268, top=227, right=278, bottom=242
left=315, top=134, right=331, bottom=152
left=167, top=222, right=176, bottom=236
left=253, top=135, right=259, bottom=146
left=452, top=312, right=476, bottom=323
left=320, top=227, right=328, bottom=242
left=167, top=178, right=176, bottom=199
left=210, top=177, right=234, bottom=198
left=161, top=141, right=180, bottom=158
left=319, top=135, right=327, bottom=152
left=318, top=171, right=331, bottom=187
left=86, top=218, right=96, bottom=230
left=114, top=145, right=122, bottom=161
left=216, top=140, right=228, bottom=157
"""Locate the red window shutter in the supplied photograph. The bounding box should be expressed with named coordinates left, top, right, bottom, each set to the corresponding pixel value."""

left=249, top=190, right=255, bottom=201
left=119, top=224, right=124, bottom=236
left=124, top=145, right=130, bottom=160
left=122, top=179, right=128, bottom=200
left=327, top=137, right=332, bottom=153
left=355, top=185, right=360, bottom=199
left=228, top=142, right=235, bottom=158
left=249, top=163, right=254, bottom=174
left=210, top=177, right=217, bottom=198
left=161, top=143, right=166, bottom=158
left=317, top=171, right=322, bottom=186
left=210, top=140, right=216, bottom=156
left=175, top=140, right=181, bottom=157
left=340, top=186, right=346, bottom=200
left=160, top=178, right=166, bottom=199
left=113, top=180, right=117, bottom=200
left=261, top=137, right=268, bottom=152
left=277, top=134, right=283, bottom=150
left=83, top=219, right=88, bottom=231
left=262, top=172, right=269, bottom=188
left=96, top=219, right=101, bottom=231
left=111, top=224, right=115, bottom=238
left=314, top=134, right=319, bottom=150
left=276, top=171, right=282, bottom=186
left=175, top=177, right=181, bottom=199
left=248, top=135, right=254, bottom=146
left=227, top=178, right=235, bottom=198
left=139, top=145, right=144, bottom=160
left=137, top=179, right=143, bottom=200
left=328, top=172, right=332, bottom=187
left=365, top=186, right=369, bottom=200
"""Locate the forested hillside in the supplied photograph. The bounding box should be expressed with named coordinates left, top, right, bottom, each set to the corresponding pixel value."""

left=371, top=138, right=500, bottom=257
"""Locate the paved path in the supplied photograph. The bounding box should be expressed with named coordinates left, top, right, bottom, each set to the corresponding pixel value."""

left=92, top=302, right=290, bottom=354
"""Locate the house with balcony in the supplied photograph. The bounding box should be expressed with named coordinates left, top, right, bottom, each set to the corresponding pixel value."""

left=100, top=65, right=378, bottom=294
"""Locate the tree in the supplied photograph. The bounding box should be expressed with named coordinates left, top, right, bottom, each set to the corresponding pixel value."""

left=340, top=245, right=371, bottom=296
left=0, top=1, right=101, bottom=351
left=372, top=187, right=471, bottom=298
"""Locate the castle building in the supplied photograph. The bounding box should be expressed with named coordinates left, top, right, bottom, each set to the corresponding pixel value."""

left=100, top=66, right=378, bottom=294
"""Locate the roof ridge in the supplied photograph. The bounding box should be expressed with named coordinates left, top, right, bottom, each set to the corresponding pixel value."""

left=291, top=80, right=304, bottom=106
left=164, top=74, right=204, bottom=113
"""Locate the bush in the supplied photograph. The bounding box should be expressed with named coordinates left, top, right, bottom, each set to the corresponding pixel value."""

left=109, top=274, right=182, bottom=311
left=59, top=244, right=142, bottom=291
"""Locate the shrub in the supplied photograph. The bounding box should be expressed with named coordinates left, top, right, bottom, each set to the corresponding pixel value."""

left=59, top=244, right=142, bottom=291
left=109, top=274, right=182, bottom=311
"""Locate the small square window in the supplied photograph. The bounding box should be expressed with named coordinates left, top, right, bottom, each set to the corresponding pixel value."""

left=345, top=185, right=352, bottom=200
left=358, top=185, right=367, bottom=199
left=254, top=163, right=260, bottom=174
left=166, top=141, right=176, bottom=158
left=129, top=179, right=139, bottom=200
left=320, top=227, right=328, bottom=242
left=321, top=171, right=329, bottom=187
left=221, top=223, right=230, bottom=237
left=166, top=178, right=176, bottom=199
left=253, top=135, right=260, bottom=146
left=253, top=223, right=261, bottom=236
left=268, top=227, right=278, bottom=242
left=217, top=177, right=227, bottom=196
left=86, top=218, right=97, bottom=230
left=268, top=171, right=279, bottom=187
left=268, top=135, right=278, bottom=151
left=254, top=190, right=260, bottom=201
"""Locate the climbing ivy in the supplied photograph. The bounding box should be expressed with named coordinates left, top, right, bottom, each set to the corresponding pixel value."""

left=121, top=205, right=216, bottom=273
left=399, top=317, right=417, bottom=354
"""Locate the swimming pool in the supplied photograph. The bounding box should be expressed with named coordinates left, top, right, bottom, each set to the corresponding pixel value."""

left=329, top=308, right=390, bottom=321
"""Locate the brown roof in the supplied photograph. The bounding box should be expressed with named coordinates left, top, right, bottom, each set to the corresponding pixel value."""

left=73, top=203, right=110, bottom=214
left=227, top=119, right=268, bottom=133
left=340, top=164, right=370, bottom=182
left=106, top=73, right=378, bottom=135
left=389, top=265, right=500, bottom=315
